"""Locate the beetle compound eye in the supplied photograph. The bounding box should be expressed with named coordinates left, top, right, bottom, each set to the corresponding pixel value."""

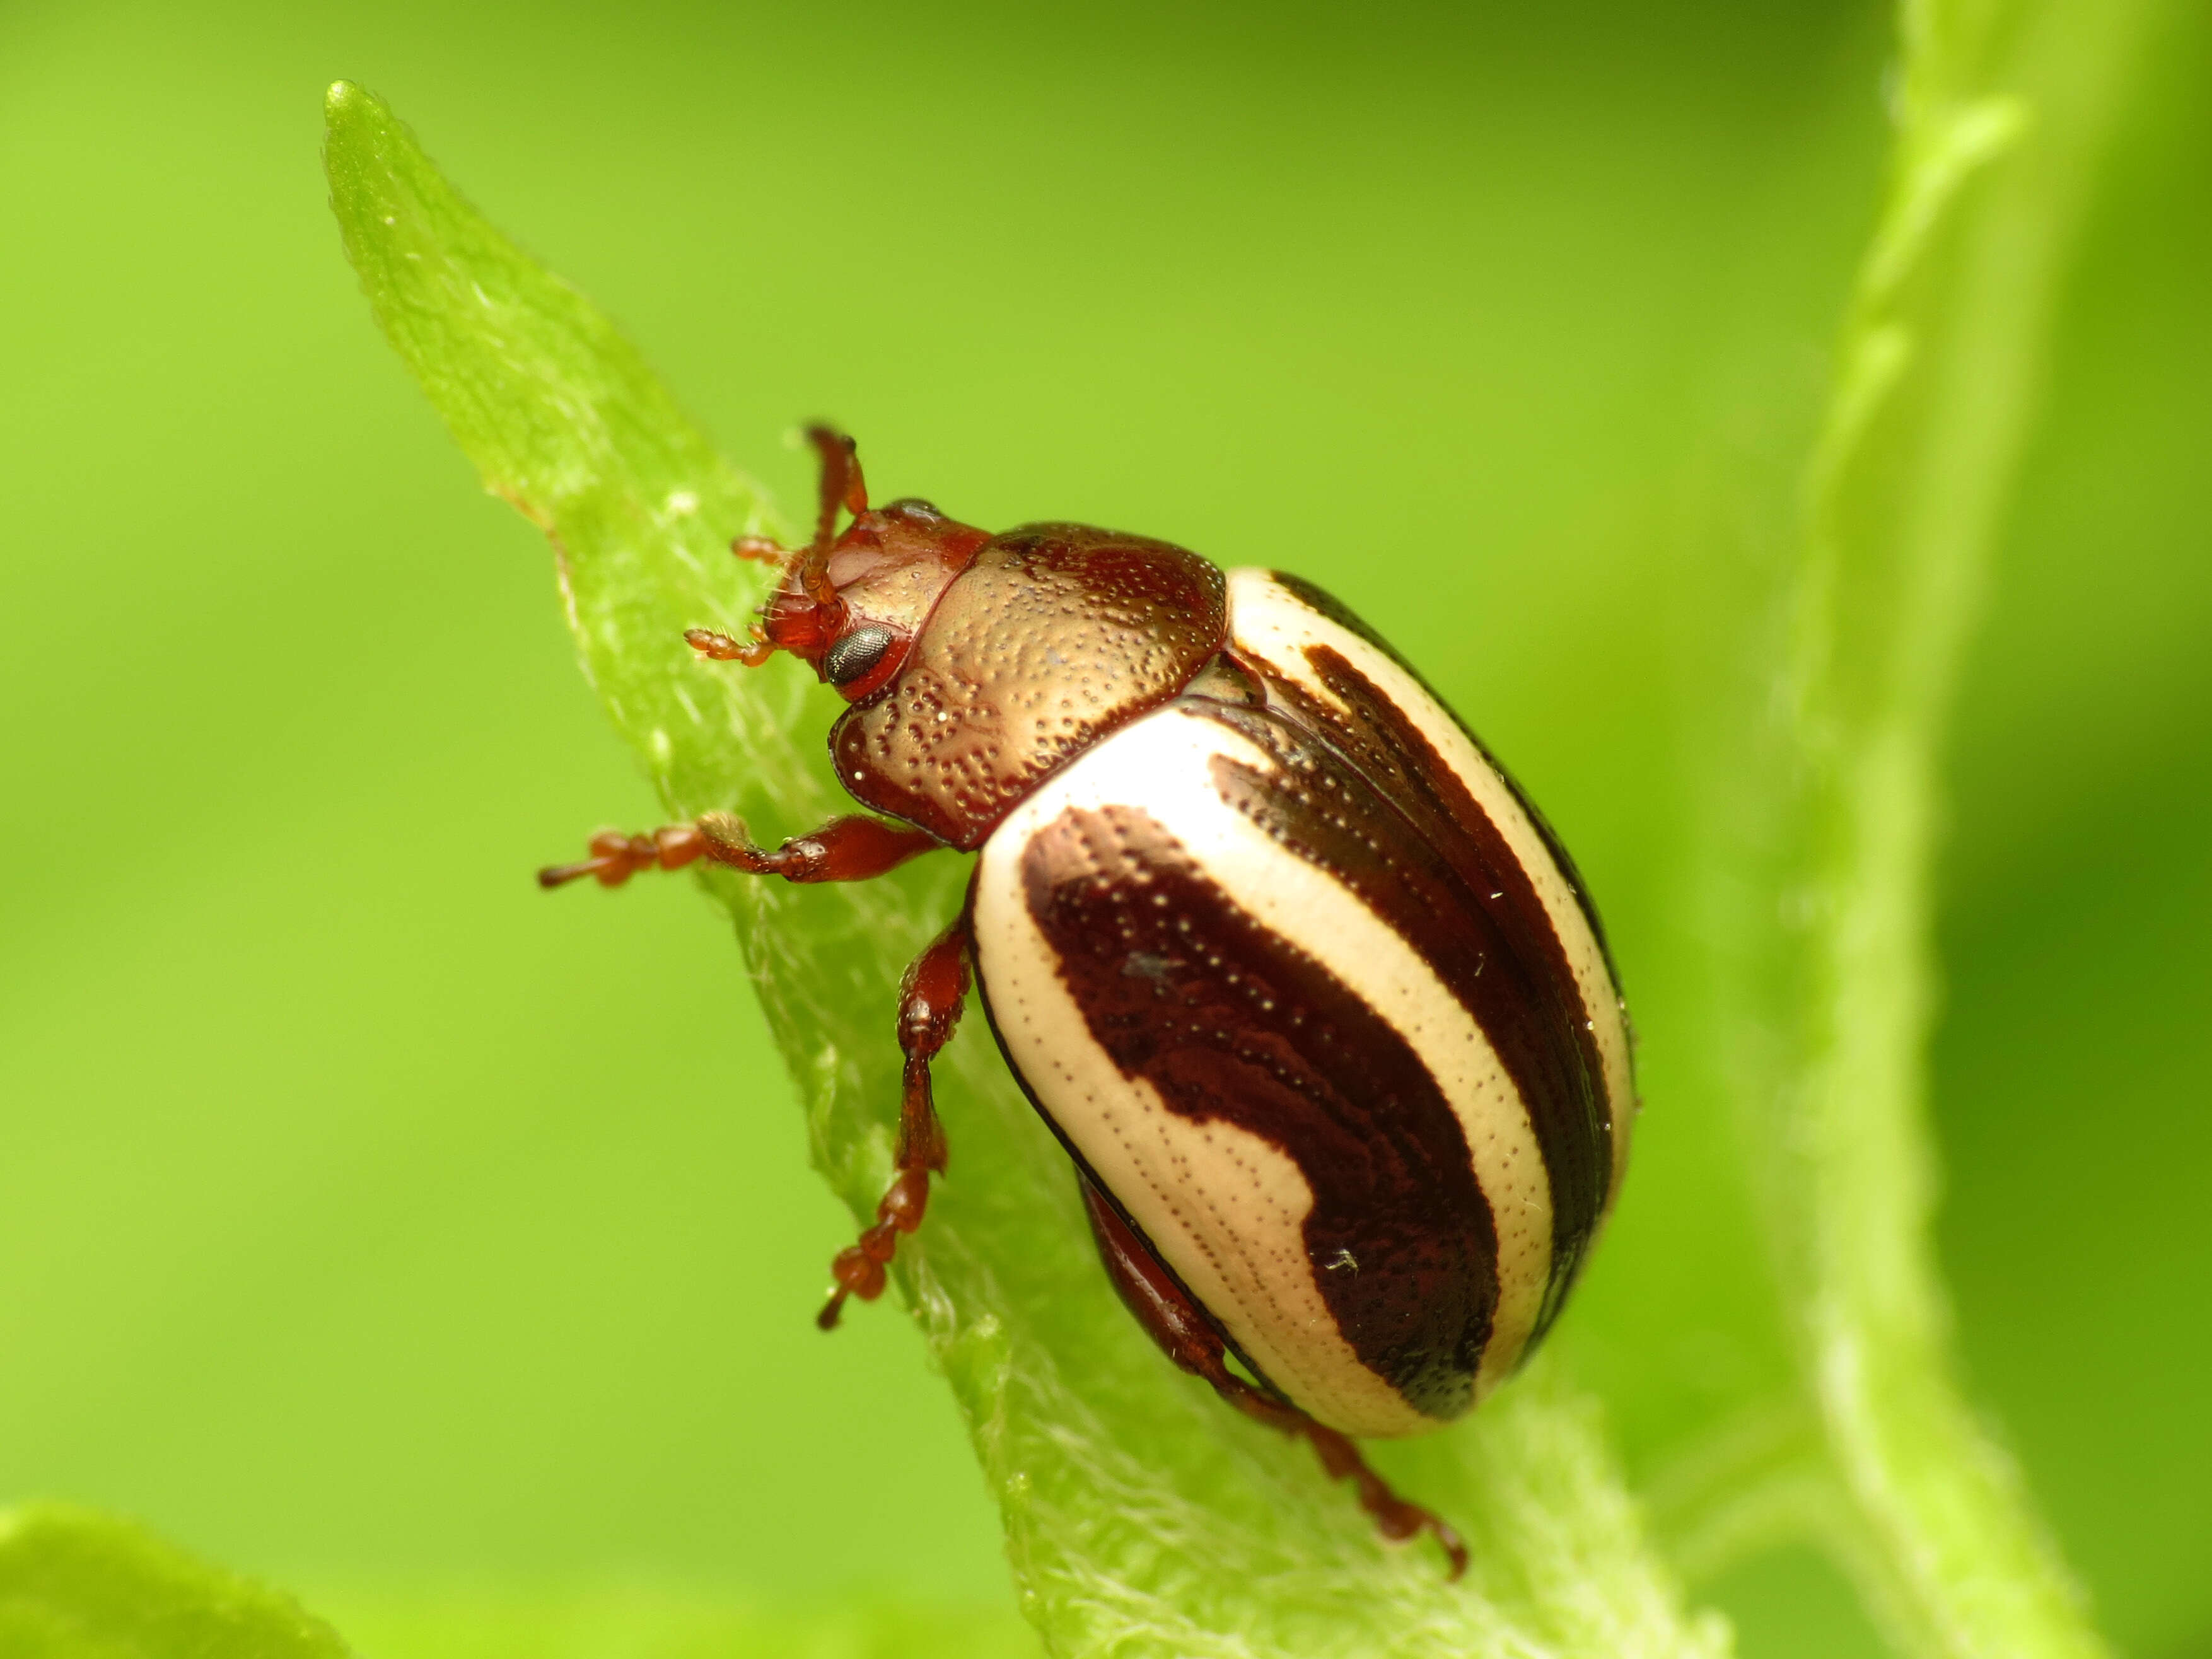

left=824, top=624, right=898, bottom=688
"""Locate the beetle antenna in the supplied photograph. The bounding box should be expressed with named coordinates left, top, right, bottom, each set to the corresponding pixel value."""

left=798, top=424, right=866, bottom=608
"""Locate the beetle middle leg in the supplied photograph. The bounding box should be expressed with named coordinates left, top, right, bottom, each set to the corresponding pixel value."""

left=1078, top=1177, right=1470, bottom=1579
left=537, top=812, right=940, bottom=889
left=816, top=899, right=974, bottom=1330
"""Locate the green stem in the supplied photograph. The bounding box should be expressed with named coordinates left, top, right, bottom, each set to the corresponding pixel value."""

left=1757, top=1, right=2154, bottom=1652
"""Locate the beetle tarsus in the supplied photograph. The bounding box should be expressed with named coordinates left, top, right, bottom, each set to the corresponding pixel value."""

left=535, top=823, right=707, bottom=889
left=815, top=907, right=972, bottom=1333
left=1222, top=1392, right=1467, bottom=1579
left=730, top=534, right=788, bottom=566
left=1078, top=1175, right=1470, bottom=1579
left=1298, top=1417, right=1470, bottom=1580
left=685, top=625, right=777, bottom=666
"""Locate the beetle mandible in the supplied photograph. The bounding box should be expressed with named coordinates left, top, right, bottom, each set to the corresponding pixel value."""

left=541, top=428, right=1636, bottom=1576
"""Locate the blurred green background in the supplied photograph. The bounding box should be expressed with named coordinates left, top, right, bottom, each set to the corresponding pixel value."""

left=2, top=1, right=2206, bottom=1654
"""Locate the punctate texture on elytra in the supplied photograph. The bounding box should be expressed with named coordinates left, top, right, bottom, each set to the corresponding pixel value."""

left=546, top=428, right=1633, bottom=1574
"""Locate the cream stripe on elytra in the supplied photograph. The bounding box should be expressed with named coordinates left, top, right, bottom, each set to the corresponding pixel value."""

left=974, top=707, right=1553, bottom=1434
left=1225, top=569, right=1635, bottom=1202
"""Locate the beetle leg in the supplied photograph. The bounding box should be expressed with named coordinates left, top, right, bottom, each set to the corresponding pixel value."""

left=817, top=901, right=974, bottom=1330
left=684, top=626, right=778, bottom=667
left=535, top=822, right=713, bottom=888
left=730, top=533, right=789, bottom=565
left=537, top=813, right=941, bottom=890
left=1078, top=1177, right=1470, bottom=1580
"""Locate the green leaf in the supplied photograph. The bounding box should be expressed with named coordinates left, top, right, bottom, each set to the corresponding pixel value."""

left=0, top=1506, right=353, bottom=1659
left=323, top=77, right=1721, bottom=1659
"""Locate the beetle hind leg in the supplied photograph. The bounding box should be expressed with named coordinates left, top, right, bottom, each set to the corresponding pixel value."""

left=817, top=900, right=974, bottom=1330
left=1079, top=1178, right=1469, bottom=1580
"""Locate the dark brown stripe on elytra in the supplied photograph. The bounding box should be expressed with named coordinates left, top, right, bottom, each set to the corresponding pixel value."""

left=1185, top=695, right=1592, bottom=1325
left=1267, top=570, right=1624, bottom=991
left=1020, top=801, right=1498, bottom=1421
left=1216, top=616, right=1614, bottom=1337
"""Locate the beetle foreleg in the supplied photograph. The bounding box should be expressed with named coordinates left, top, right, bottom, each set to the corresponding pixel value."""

left=817, top=902, right=973, bottom=1331
left=537, top=813, right=940, bottom=890
left=684, top=626, right=778, bottom=667
left=1078, top=1178, right=1470, bottom=1580
left=535, top=822, right=713, bottom=889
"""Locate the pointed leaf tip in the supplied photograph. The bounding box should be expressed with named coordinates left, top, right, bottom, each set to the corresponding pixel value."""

left=322, top=78, right=385, bottom=142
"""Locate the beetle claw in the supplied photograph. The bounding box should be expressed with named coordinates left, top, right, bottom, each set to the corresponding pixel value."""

left=536, top=823, right=707, bottom=889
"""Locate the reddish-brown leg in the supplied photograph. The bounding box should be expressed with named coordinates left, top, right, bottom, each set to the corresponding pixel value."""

left=537, top=813, right=941, bottom=890
left=1080, top=1179, right=1470, bottom=1579
left=817, top=900, right=974, bottom=1330
left=684, top=625, right=781, bottom=667
left=730, top=533, right=788, bottom=565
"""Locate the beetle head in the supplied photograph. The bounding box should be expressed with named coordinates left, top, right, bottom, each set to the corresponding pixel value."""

left=745, top=428, right=992, bottom=703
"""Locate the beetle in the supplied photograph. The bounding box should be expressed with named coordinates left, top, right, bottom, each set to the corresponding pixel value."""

left=541, top=428, right=1634, bottom=1575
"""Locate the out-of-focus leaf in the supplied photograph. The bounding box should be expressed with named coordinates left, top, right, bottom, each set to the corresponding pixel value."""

left=324, top=77, right=1723, bottom=1659
left=0, top=1506, right=353, bottom=1659
left=317, top=1588, right=1039, bottom=1659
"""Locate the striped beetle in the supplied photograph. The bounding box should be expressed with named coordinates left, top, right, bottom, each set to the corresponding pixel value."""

left=542, top=430, right=1634, bottom=1574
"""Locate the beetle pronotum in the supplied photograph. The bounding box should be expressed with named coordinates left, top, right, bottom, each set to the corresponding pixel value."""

left=542, top=429, right=1635, bottom=1575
